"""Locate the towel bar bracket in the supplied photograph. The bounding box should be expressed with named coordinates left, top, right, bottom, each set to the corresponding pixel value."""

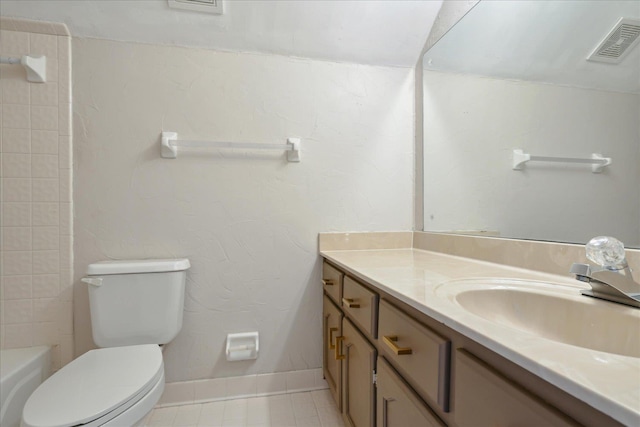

left=161, top=132, right=179, bottom=158
left=0, top=55, right=47, bottom=83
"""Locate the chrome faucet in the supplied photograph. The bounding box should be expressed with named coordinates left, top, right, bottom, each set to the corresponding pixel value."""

left=570, top=236, right=640, bottom=309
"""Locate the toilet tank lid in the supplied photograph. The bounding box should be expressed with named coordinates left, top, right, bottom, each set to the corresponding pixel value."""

left=86, top=258, right=190, bottom=275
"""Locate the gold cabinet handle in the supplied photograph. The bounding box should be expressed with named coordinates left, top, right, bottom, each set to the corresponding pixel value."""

left=342, top=298, right=360, bottom=308
left=328, top=327, right=338, bottom=350
left=322, top=279, right=334, bottom=286
left=382, top=397, right=396, bottom=427
left=383, top=335, right=412, bottom=355
left=335, top=336, right=345, bottom=360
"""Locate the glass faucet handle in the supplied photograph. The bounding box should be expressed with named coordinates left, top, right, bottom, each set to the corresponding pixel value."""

left=586, top=236, right=626, bottom=268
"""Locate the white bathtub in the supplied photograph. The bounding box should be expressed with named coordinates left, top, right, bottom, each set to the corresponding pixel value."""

left=0, top=346, right=51, bottom=427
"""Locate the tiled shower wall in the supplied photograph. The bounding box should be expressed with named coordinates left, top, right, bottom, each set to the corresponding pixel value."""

left=0, top=18, right=73, bottom=369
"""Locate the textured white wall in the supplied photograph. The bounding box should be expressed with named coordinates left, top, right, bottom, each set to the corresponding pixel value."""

left=423, top=71, right=640, bottom=247
left=72, top=38, right=414, bottom=382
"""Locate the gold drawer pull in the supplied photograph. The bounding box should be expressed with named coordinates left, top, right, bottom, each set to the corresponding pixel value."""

left=342, top=298, right=360, bottom=308
left=328, top=327, right=338, bottom=350
left=322, top=279, right=334, bottom=286
left=335, top=336, right=345, bottom=360
left=383, top=335, right=412, bottom=355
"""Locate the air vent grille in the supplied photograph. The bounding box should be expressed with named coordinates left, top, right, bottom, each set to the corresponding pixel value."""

left=588, top=18, right=640, bottom=64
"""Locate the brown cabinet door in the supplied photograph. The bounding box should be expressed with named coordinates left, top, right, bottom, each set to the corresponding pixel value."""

left=376, top=357, right=445, bottom=427
left=341, top=318, right=377, bottom=427
left=454, top=350, right=579, bottom=427
left=323, top=295, right=343, bottom=410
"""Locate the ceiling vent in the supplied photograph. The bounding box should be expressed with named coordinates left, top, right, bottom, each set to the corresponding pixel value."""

left=587, top=18, right=640, bottom=64
left=168, top=0, right=223, bottom=15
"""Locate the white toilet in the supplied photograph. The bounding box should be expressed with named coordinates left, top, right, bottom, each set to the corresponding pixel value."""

left=22, top=258, right=191, bottom=427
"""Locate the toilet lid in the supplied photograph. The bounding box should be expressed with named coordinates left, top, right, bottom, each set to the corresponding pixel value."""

left=22, top=344, right=163, bottom=427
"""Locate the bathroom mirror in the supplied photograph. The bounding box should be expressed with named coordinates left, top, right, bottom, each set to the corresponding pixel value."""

left=422, top=0, right=640, bottom=248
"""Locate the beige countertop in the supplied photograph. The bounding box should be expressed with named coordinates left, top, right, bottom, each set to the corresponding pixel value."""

left=320, top=248, right=640, bottom=426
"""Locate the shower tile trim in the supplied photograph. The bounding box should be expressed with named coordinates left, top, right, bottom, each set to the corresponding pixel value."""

left=0, top=17, right=70, bottom=36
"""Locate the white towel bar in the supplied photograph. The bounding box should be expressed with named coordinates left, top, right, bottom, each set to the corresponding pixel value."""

left=160, top=131, right=301, bottom=162
left=512, top=149, right=611, bottom=173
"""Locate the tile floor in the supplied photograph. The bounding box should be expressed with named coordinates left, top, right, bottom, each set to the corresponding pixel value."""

left=143, top=389, right=345, bottom=427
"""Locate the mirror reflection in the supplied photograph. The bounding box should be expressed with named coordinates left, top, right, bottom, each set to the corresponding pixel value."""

left=422, top=0, right=640, bottom=248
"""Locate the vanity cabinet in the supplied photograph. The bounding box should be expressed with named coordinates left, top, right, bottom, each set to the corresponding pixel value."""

left=323, top=263, right=379, bottom=427
left=321, top=260, right=619, bottom=427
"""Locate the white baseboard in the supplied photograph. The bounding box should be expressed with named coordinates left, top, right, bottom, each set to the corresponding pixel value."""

left=157, top=368, right=328, bottom=407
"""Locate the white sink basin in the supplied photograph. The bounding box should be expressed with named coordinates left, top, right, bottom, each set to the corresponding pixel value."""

left=435, top=279, right=640, bottom=358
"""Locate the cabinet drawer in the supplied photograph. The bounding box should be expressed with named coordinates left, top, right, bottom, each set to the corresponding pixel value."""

left=454, top=350, right=578, bottom=427
left=322, top=262, right=343, bottom=304
left=378, top=299, right=450, bottom=412
left=376, top=357, right=444, bottom=427
left=343, top=276, right=379, bottom=339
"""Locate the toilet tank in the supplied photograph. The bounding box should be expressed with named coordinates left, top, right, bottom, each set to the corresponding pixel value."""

left=85, top=259, right=190, bottom=348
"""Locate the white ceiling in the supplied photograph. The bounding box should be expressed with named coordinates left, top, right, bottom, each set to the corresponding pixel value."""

left=423, top=0, right=640, bottom=93
left=0, top=0, right=443, bottom=67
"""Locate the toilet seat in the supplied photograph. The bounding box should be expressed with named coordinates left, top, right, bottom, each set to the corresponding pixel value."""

left=22, top=345, right=163, bottom=427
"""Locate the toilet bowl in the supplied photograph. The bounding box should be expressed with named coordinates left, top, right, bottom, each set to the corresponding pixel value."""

left=21, top=259, right=190, bottom=427
left=22, top=345, right=164, bottom=427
